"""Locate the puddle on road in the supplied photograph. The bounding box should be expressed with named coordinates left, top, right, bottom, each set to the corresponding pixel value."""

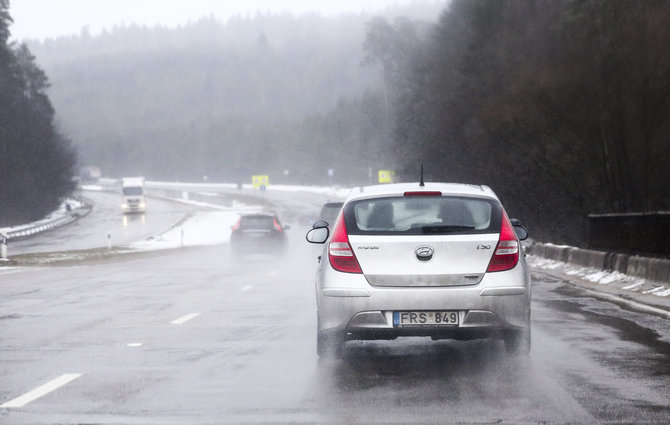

left=540, top=282, right=670, bottom=378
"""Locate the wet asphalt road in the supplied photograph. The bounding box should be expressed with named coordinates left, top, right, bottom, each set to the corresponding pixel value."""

left=1, top=193, right=669, bottom=424
left=7, top=190, right=198, bottom=256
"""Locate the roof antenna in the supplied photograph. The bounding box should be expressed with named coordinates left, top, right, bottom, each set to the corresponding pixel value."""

left=419, top=164, right=425, bottom=187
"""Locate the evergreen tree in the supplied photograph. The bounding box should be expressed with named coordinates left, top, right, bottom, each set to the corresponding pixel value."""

left=393, top=0, right=670, bottom=245
left=0, top=1, right=77, bottom=225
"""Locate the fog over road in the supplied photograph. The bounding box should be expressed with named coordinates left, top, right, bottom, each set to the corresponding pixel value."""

left=0, top=190, right=668, bottom=424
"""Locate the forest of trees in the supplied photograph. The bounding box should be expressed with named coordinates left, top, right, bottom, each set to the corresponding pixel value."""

left=388, top=0, right=670, bottom=244
left=0, top=0, right=77, bottom=225
left=26, top=3, right=443, bottom=185
left=9, top=1, right=669, bottom=244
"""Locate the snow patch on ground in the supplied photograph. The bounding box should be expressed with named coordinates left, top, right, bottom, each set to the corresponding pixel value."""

left=526, top=256, right=564, bottom=270
left=528, top=254, right=669, bottom=298
left=130, top=198, right=262, bottom=251
left=133, top=179, right=352, bottom=200
left=643, top=286, right=666, bottom=295
left=154, top=195, right=257, bottom=212
left=267, top=184, right=351, bottom=198
left=130, top=210, right=243, bottom=250
left=80, top=185, right=104, bottom=191
left=622, top=282, right=645, bottom=291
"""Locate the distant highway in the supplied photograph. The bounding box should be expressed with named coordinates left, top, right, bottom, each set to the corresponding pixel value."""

left=6, top=190, right=199, bottom=256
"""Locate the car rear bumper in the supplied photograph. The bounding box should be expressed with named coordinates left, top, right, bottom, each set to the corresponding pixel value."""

left=230, top=235, right=286, bottom=249
left=316, top=264, right=530, bottom=340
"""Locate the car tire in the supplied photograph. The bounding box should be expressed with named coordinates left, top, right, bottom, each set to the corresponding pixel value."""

left=316, top=320, right=343, bottom=359
left=504, top=328, right=531, bottom=356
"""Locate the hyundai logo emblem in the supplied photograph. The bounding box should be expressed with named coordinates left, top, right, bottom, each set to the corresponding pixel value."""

left=415, top=246, right=434, bottom=262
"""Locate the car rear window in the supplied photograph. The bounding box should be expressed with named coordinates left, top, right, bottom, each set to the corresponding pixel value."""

left=344, top=196, right=502, bottom=235
left=240, top=216, right=275, bottom=229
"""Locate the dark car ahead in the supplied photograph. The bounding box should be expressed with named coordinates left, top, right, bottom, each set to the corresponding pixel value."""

left=319, top=202, right=344, bottom=227
left=230, top=213, right=289, bottom=254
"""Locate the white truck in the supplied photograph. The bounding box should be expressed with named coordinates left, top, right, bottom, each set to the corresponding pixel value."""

left=121, top=177, right=146, bottom=213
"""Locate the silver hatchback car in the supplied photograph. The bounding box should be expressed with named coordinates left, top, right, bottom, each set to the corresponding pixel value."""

left=306, top=182, right=531, bottom=357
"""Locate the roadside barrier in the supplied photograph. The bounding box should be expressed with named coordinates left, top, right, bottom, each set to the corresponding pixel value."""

left=0, top=203, right=92, bottom=255
left=528, top=242, right=670, bottom=284
left=4, top=214, right=79, bottom=240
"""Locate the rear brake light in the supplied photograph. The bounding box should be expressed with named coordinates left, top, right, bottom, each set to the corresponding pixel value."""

left=486, top=210, right=519, bottom=272
left=231, top=219, right=241, bottom=231
left=328, top=214, right=362, bottom=274
left=273, top=218, right=282, bottom=232
left=404, top=191, right=442, bottom=196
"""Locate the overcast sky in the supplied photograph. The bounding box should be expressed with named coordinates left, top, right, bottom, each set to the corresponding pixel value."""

left=10, top=0, right=420, bottom=41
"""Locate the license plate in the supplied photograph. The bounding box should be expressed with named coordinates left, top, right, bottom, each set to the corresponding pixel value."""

left=393, top=311, right=459, bottom=327
left=245, top=231, right=269, bottom=237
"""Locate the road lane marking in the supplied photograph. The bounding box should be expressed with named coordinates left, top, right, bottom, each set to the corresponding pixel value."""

left=267, top=270, right=278, bottom=277
left=1, top=373, right=82, bottom=408
left=0, top=268, right=28, bottom=276
left=127, top=343, right=144, bottom=347
left=171, top=313, right=200, bottom=325
left=570, top=285, right=670, bottom=319
left=239, top=285, right=253, bottom=292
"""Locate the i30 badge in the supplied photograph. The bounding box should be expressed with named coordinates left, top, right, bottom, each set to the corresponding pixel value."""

left=415, top=246, right=434, bottom=262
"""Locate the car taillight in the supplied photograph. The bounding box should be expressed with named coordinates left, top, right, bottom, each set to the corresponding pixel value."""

left=273, top=218, right=282, bottom=232
left=486, top=210, right=519, bottom=272
left=328, top=214, right=362, bottom=274
left=231, top=219, right=241, bottom=231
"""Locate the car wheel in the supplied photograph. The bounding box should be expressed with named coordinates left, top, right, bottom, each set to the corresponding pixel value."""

left=316, top=320, right=343, bottom=359
left=504, top=328, right=531, bottom=356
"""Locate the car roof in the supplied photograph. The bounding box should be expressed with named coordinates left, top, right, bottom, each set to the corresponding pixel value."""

left=321, top=202, right=344, bottom=208
left=240, top=213, right=277, bottom=218
left=345, top=182, right=499, bottom=202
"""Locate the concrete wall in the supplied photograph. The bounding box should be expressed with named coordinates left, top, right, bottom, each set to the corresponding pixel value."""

left=528, top=242, right=670, bottom=284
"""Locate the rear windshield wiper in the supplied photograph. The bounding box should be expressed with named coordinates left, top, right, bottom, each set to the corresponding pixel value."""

left=420, top=225, right=476, bottom=234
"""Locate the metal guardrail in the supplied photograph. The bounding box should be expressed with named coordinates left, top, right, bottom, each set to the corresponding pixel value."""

left=0, top=205, right=92, bottom=242
left=4, top=214, right=76, bottom=240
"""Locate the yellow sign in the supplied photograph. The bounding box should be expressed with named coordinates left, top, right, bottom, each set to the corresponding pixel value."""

left=252, top=175, right=269, bottom=189
left=378, top=170, right=394, bottom=183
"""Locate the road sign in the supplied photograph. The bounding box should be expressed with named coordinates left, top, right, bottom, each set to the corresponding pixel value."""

left=252, top=175, right=269, bottom=189
left=378, top=170, right=394, bottom=183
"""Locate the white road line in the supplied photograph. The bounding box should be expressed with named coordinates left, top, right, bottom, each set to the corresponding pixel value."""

left=577, top=287, right=670, bottom=319
left=239, top=284, right=253, bottom=292
left=1, top=373, right=82, bottom=408
left=127, top=342, right=144, bottom=347
left=170, top=313, right=200, bottom=325
left=0, top=268, right=28, bottom=276
left=267, top=270, right=278, bottom=277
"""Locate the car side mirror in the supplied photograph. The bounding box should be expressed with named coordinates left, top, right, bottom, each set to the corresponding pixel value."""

left=306, top=223, right=329, bottom=244
left=511, top=220, right=529, bottom=241
left=283, top=224, right=291, bottom=231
